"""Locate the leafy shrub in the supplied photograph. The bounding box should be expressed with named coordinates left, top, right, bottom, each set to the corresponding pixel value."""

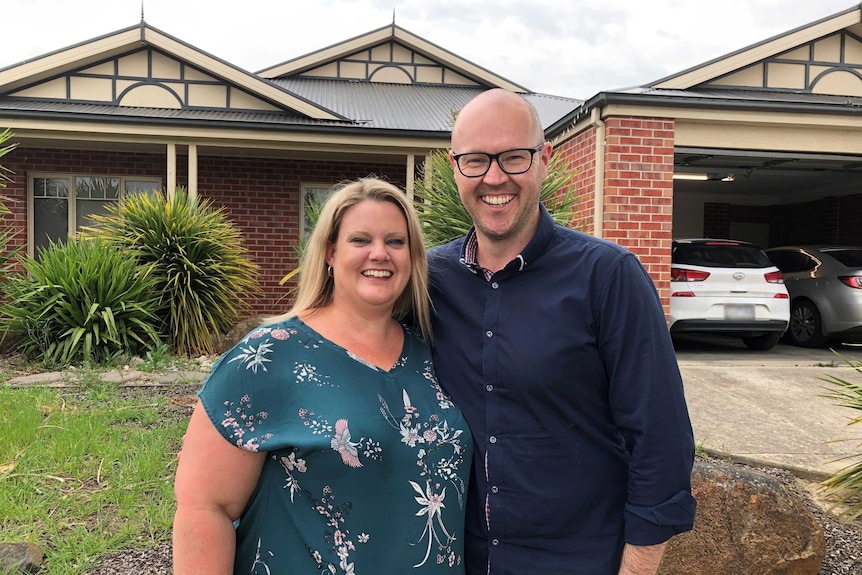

left=0, top=128, right=21, bottom=284
left=0, top=237, right=161, bottom=366
left=83, top=188, right=260, bottom=357
left=412, top=148, right=580, bottom=248
left=820, top=361, right=862, bottom=519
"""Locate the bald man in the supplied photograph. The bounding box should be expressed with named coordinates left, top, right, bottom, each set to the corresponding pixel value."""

left=428, top=89, right=696, bottom=575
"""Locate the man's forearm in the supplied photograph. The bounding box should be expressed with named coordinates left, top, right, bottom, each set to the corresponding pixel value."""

left=618, top=542, right=668, bottom=575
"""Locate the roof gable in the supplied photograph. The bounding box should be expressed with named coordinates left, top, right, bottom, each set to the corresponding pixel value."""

left=651, top=6, right=862, bottom=93
left=257, top=23, right=527, bottom=92
left=0, top=23, right=345, bottom=120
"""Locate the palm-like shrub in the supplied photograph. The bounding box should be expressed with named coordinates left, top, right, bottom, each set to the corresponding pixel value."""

left=413, top=148, right=580, bottom=248
left=83, top=188, right=260, bottom=357
left=820, top=363, right=862, bottom=519
left=0, top=238, right=161, bottom=366
left=0, top=128, right=21, bottom=283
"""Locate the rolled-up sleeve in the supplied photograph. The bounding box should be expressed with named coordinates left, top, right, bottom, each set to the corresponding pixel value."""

left=599, top=254, right=697, bottom=545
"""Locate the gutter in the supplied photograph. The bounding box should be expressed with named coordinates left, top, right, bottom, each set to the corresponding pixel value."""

left=546, top=90, right=862, bottom=140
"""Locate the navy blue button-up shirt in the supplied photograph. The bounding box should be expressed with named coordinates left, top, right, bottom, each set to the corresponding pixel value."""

left=428, top=206, right=696, bottom=575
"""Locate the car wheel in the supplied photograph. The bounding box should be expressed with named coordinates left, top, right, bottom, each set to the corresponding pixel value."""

left=741, top=334, right=781, bottom=351
left=788, top=301, right=827, bottom=348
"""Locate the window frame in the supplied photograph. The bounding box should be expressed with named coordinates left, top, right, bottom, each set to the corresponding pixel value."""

left=27, top=172, right=161, bottom=257
left=300, top=182, right=335, bottom=242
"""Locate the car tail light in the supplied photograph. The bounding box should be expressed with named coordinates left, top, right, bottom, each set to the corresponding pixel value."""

left=671, top=267, right=710, bottom=282
left=774, top=293, right=789, bottom=299
left=838, top=276, right=862, bottom=289
left=671, top=290, right=696, bottom=297
left=764, top=271, right=784, bottom=284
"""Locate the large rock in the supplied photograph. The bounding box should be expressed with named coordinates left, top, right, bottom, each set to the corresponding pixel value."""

left=0, top=542, right=43, bottom=574
left=659, top=460, right=825, bottom=575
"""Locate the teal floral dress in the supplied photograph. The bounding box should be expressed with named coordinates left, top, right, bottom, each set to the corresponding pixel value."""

left=198, top=317, right=473, bottom=574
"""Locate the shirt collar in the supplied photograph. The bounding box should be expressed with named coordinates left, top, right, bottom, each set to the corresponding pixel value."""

left=458, top=204, right=556, bottom=280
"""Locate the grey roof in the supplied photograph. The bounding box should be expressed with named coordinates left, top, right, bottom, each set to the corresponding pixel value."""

left=621, top=86, right=862, bottom=105
left=274, top=78, right=582, bottom=133
left=0, top=82, right=583, bottom=137
left=0, top=98, right=340, bottom=126
left=578, top=85, right=862, bottom=116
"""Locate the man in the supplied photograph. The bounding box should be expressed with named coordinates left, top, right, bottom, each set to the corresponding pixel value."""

left=427, top=89, right=696, bottom=575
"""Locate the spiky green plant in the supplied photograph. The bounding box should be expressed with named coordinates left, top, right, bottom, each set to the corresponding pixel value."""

left=82, top=188, right=260, bottom=357
left=413, top=148, right=580, bottom=248
left=0, top=128, right=22, bottom=283
left=820, top=357, right=862, bottom=520
left=0, top=237, right=161, bottom=366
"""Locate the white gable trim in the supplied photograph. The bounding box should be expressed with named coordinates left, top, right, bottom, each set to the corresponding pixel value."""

left=0, top=24, right=345, bottom=121
left=653, top=8, right=861, bottom=90
left=258, top=24, right=527, bottom=92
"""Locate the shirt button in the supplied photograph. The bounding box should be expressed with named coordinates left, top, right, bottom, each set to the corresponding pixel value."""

left=491, top=282, right=499, bottom=289
left=485, top=330, right=493, bottom=338
left=485, top=384, right=494, bottom=392
left=490, top=485, right=499, bottom=493
left=489, top=436, right=497, bottom=444
left=491, top=539, right=500, bottom=546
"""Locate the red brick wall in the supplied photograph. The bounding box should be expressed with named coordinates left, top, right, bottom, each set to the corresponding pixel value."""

left=556, top=127, right=596, bottom=234
left=0, top=147, right=407, bottom=318
left=180, top=155, right=407, bottom=314
left=555, top=117, right=676, bottom=311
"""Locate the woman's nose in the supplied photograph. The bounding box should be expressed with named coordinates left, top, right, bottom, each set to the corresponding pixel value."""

left=369, top=242, right=390, bottom=261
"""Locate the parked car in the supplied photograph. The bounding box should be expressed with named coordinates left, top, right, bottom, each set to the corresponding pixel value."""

left=765, top=245, right=862, bottom=347
left=670, top=239, right=790, bottom=350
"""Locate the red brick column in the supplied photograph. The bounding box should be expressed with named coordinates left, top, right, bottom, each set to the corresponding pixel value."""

left=558, top=117, right=675, bottom=313
left=603, top=117, right=675, bottom=311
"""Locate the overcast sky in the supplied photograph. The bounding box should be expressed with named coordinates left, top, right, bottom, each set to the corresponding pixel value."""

left=1, top=0, right=856, bottom=99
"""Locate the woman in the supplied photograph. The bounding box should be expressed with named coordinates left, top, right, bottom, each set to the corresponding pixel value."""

left=173, top=177, right=472, bottom=574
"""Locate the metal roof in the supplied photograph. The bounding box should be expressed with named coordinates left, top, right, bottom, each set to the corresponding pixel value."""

left=0, top=98, right=339, bottom=126
left=274, top=78, right=582, bottom=134
left=0, top=82, right=583, bottom=137
left=621, top=86, right=862, bottom=108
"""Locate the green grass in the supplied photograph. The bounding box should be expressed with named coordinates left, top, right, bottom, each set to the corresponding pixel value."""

left=0, top=380, right=187, bottom=574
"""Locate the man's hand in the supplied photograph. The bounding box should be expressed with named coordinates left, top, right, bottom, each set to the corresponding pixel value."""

left=618, top=542, right=667, bottom=575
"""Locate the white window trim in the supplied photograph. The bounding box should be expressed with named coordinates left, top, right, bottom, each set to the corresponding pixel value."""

left=300, top=182, right=335, bottom=241
left=27, top=172, right=161, bottom=257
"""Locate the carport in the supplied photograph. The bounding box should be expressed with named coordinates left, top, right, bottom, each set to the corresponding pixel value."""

left=552, top=4, right=862, bottom=307
left=673, top=147, right=862, bottom=247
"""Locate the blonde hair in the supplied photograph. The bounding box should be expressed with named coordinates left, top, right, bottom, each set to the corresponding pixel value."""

left=268, top=177, right=432, bottom=342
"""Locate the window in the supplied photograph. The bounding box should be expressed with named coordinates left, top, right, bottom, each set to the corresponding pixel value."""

left=300, top=183, right=334, bottom=242
left=30, top=174, right=160, bottom=256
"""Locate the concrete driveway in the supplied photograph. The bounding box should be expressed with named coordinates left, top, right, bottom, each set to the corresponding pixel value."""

left=672, top=334, right=862, bottom=479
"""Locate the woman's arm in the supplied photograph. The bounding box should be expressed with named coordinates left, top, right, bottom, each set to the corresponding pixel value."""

left=172, top=400, right=266, bottom=575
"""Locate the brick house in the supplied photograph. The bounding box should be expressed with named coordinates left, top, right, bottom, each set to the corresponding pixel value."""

left=3, top=6, right=862, bottom=317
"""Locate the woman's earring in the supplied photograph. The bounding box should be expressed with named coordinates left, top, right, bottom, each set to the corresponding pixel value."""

left=327, top=265, right=334, bottom=278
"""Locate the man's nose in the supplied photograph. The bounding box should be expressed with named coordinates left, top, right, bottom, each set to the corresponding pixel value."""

left=483, top=159, right=510, bottom=185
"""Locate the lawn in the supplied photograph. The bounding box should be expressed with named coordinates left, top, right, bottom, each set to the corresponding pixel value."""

left=0, top=365, right=198, bottom=575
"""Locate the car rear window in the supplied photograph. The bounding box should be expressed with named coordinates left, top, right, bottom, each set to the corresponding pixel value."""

left=823, top=249, right=862, bottom=268
left=673, top=244, right=773, bottom=268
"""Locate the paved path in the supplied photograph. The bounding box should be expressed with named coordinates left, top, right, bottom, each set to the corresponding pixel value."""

left=674, top=334, right=862, bottom=479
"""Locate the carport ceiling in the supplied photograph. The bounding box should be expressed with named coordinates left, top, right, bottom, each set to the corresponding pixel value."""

left=673, top=148, right=862, bottom=200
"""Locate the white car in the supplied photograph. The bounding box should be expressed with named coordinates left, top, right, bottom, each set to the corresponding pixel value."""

left=670, top=239, right=790, bottom=350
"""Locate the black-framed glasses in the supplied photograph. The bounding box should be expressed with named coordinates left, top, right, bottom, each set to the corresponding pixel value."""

left=451, top=144, right=544, bottom=178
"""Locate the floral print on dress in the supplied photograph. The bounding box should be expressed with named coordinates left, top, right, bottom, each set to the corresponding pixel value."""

left=220, top=396, right=272, bottom=451
left=202, top=318, right=471, bottom=573
left=379, top=387, right=466, bottom=566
